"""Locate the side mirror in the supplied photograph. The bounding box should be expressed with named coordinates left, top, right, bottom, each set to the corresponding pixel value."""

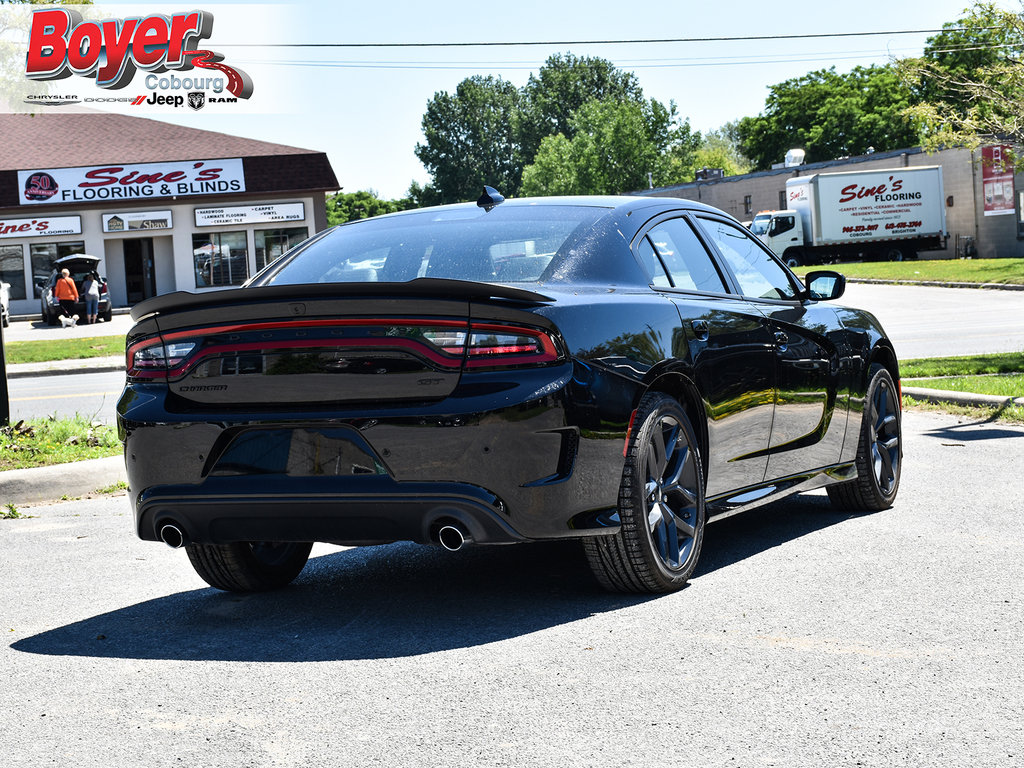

left=804, top=270, right=846, bottom=301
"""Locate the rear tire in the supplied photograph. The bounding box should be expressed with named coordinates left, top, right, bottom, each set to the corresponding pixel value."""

left=828, top=364, right=902, bottom=511
left=185, top=541, right=313, bottom=592
left=584, top=393, right=706, bottom=593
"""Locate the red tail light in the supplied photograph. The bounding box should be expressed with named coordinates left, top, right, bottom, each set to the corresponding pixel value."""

left=126, top=319, right=561, bottom=381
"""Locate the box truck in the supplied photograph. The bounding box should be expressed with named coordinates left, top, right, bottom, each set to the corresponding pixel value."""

left=751, top=165, right=947, bottom=266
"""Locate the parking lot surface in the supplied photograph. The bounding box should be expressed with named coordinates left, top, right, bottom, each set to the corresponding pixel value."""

left=1, top=409, right=1022, bottom=767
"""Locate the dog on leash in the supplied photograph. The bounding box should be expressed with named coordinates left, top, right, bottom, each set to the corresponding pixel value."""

left=59, top=313, right=79, bottom=328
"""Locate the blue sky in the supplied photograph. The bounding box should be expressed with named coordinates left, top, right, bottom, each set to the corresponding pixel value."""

left=11, top=0, right=1012, bottom=197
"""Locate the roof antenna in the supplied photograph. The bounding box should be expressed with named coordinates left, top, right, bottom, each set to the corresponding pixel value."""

left=476, top=186, right=504, bottom=211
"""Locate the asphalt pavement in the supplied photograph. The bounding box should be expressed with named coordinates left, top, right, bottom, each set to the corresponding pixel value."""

left=2, top=409, right=1022, bottom=767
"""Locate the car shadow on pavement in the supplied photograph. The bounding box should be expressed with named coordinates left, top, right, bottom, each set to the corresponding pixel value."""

left=12, top=494, right=861, bottom=663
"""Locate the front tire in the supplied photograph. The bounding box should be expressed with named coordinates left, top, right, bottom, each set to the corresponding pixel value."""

left=828, top=364, right=902, bottom=510
left=584, top=393, right=706, bottom=593
left=185, top=541, right=313, bottom=592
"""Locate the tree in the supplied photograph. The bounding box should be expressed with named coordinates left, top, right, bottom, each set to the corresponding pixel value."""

left=414, top=75, right=522, bottom=204
left=736, top=65, right=919, bottom=170
left=521, top=98, right=686, bottom=196
left=325, top=190, right=414, bottom=226
left=517, top=53, right=646, bottom=167
left=901, top=2, right=1024, bottom=151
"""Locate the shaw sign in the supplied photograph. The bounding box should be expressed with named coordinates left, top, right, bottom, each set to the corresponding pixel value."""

left=17, top=159, right=246, bottom=206
left=24, top=8, right=252, bottom=99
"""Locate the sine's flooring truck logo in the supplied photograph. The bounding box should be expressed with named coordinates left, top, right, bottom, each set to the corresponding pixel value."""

left=23, top=8, right=253, bottom=99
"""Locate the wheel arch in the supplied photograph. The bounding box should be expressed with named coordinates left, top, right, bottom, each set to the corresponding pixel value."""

left=869, top=340, right=901, bottom=384
left=640, top=371, right=709, bottom=482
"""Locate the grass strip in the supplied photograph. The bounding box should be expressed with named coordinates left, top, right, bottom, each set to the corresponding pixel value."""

left=1, top=415, right=121, bottom=470
left=3, top=335, right=126, bottom=364
left=903, top=373, right=1024, bottom=398
left=900, top=351, right=1024, bottom=378
left=793, top=257, right=1024, bottom=285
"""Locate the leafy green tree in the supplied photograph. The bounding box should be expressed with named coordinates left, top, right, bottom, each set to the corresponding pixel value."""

left=325, top=190, right=415, bottom=226
left=736, top=65, right=918, bottom=170
left=901, top=2, right=1024, bottom=151
left=414, top=75, right=522, bottom=204
left=517, top=53, right=646, bottom=167
left=521, top=98, right=686, bottom=195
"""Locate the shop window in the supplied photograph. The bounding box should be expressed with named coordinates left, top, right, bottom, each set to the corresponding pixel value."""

left=743, top=195, right=752, bottom=216
left=254, top=227, right=309, bottom=272
left=29, top=241, right=86, bottom=298
left=1, top=244, right=26, bottom=300
left=193, top=231, right=248, bottom=288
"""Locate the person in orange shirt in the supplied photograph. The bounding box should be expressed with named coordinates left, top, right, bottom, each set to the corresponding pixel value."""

left=54, top=268, right=79, bottom=319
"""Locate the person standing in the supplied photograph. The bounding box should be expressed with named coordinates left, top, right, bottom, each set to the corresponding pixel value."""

left=82, top=271, right=100, bottom=324
left=54, top=268, right=79, bottom=321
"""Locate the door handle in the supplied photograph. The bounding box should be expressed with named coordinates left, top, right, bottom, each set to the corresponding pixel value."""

left=691, top=319, right=709, bottom=341
left=774, top=331, right=789, bottom=351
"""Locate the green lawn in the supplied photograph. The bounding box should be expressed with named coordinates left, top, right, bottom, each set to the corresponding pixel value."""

left=903, top=373, right=1024, bottom=398
left=794, top=257, right=1024, bottom=285
left=1, top=415, right=122, bottom=471
left=3, top=335, right=126, bottom=364
left=900, top=351, right=1024, bottom=378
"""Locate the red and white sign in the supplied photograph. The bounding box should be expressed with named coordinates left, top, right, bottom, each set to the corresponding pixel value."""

left=982, top=145, right=1015, bottom=217
left=0, top=214, right=81, bottom=239
left=17, top=159, right=245, bottom=206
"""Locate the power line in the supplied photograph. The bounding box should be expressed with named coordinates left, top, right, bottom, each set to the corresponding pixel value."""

left=217, top=27, right=994, bottom=49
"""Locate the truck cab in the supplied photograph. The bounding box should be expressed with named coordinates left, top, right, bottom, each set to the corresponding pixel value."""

left=751, top=210, right=805, bottom=267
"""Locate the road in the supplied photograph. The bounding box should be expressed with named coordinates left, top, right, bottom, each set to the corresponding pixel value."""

left=6, top=370, right=124, bottom=425
left=840, top=282, right=1024, bottom=359
left=1, top=409, right=1022, bottom=767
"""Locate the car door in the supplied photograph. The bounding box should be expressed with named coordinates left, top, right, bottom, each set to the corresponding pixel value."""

left=692, top=215, right=849, bottom=482
left=635, top=214, right=776, bottom=499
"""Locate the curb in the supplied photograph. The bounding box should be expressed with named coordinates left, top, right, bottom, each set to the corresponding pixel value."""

left=901, top=386, right=1024, bottom=409
left=1, top=455, right=127, bottom=508
left=5, top=357, right=124, bottom=379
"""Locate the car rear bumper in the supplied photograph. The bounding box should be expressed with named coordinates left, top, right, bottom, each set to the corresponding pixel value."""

left=135, top=476, right=532, bottom=546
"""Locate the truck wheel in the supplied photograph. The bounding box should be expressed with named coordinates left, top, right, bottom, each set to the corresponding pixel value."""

left=583, top=393, right=706, bottom=593
left=783, top=252, right=802, bottom=268
left=185, top=541, right=313, bottom=592
left=885, top=247, right=904, bottom=262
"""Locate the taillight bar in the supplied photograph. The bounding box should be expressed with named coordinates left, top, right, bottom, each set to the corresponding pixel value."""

left=126, top=318, right=562, bottom=379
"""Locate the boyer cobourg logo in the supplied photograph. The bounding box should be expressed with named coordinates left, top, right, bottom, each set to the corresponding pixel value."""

left=23, top=8, right=253, bottom=100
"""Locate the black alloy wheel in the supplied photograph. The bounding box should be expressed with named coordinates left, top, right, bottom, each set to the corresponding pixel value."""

left=584, top=393, right=706, bottom=593
left=828, top=364, right=902, bottom=511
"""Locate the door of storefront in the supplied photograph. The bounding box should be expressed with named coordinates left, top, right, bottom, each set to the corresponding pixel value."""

left=124, top=238, right=156, bottom=305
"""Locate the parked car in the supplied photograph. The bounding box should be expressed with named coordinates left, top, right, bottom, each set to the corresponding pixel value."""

left=1, top=280, right=10, bottom=327
left=118, top=191, right=902, bottom=594
left=40, top=253, right=112, bottom=325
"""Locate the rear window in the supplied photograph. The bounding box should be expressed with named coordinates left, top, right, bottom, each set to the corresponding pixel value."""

left=259, top=205, right=605, bottom=286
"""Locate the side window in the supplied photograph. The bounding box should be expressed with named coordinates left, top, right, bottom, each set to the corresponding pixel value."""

left=695, top=216, right=799, bottom=300
left=644, top=218, right=726, bottom=293
left=637, top=237, right=671, bottom=288
left=770, top=215, right=795, bottom=236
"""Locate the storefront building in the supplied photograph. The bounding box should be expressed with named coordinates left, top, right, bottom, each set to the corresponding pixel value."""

left=0, top=113, right=338, bottom=317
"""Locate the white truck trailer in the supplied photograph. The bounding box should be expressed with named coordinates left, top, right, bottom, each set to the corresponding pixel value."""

left=751, top=165, right=947, bottom=266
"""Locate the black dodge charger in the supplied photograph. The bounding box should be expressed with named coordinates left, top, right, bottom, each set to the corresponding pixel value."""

left=117, top=192, right=902, bottom=594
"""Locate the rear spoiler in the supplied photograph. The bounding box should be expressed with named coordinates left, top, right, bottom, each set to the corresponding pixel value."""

left=130, top=278, right=555, bottom=321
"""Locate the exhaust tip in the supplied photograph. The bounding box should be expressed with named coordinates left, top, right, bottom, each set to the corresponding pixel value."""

left=158, top=523, right=187, bottom=549
left=437, top=524, right=469, bottom=552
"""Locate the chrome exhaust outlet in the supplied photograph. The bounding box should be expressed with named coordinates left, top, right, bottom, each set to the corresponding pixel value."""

left=158, top=523, right=188, bottom=549
left=437, top=524, right=471, bottom=552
